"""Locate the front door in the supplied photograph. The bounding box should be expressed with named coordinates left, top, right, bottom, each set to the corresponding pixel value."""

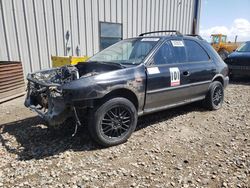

left=144, top=39, right=192, bottom=111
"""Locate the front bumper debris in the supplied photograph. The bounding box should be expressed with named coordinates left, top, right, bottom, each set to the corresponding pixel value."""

left=24, top=79, right=72, bottom=126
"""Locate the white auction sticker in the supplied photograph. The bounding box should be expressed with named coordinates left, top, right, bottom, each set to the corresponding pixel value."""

left=169, top=67, right=180, bottom=86
left=171, top=40, right=184, bottom=47
left=141, top=38, right=160, bottom=42
left=147, top=67, right=160, bottom=74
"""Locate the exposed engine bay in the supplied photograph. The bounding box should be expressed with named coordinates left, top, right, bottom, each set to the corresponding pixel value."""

left=31, top=66, right=79, bottom=85
left=25, top=62, right=124, bottom=126
left=29, top=62, right=123, bottom=85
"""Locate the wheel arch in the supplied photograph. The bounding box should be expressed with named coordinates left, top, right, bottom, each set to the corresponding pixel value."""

left=212, top=75, right=224, bottom=86
left=94, top=88, right=139, bottom=110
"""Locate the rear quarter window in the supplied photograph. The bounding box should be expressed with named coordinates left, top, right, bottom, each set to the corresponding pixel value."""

left=184, top=40, right=210, bottom=62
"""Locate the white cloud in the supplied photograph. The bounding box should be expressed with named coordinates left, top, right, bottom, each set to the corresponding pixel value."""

left=200, top=18, right=250, bottom=42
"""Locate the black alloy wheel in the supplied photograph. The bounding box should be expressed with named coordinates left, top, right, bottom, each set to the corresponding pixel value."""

left=212, top=86, right=223, bottom=107
left=88, top=97, right=137, bottom=147
left=204, top=81, right=224, bottom=110
left=101, top=106, right=132, bottom=138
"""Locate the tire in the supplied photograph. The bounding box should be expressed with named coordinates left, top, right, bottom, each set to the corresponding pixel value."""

left=218, top=49, right=229, bottom=60
left=204, top=81, right=224, bottom=110
left=88, top=97, right=138, bottom=147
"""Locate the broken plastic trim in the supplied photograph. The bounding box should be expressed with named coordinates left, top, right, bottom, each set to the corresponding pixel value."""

left=72, top=106, right=82, bottom=137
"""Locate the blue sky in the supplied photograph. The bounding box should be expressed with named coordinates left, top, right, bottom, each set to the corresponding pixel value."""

left=200, top=0, right=250, bottom=41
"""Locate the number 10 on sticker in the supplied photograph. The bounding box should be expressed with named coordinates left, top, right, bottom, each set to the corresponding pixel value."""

left=169, top=67, right=180, bottom=86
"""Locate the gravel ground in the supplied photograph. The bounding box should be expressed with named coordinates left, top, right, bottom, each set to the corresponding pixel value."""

left=0, top=79, right=250, bottom=188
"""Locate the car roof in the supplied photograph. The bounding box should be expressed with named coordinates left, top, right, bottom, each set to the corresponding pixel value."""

left=127, top=30, right=205, bottom=41
left=130, top=35, right=205, bottom=42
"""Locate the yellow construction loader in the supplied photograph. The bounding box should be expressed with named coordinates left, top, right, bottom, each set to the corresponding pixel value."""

left=211, top=34, right=241, bottom=60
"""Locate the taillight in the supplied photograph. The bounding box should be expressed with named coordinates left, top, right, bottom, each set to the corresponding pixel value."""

left=225, top=66, right=229, bottom=76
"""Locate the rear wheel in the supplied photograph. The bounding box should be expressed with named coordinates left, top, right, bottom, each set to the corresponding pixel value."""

left=88, top=98, right=137, bottom=147
left=204, top=81, right=224, bottom=110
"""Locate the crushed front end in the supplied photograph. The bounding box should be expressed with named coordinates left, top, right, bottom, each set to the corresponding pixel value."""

left=24, top=66, right=79, bottom=126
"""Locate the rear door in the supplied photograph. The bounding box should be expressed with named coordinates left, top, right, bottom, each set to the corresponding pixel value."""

left=144, top=39, right=193, bottom=111
left=183, top=39, right=216, bottom=98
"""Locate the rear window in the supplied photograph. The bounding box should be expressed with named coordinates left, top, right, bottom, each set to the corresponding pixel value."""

left=184, top=40, right=210, bottom=62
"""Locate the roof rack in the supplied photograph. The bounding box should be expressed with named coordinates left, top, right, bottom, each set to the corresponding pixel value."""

left=186, top=34, right=203, bottom=40
left=139, top=30, right=182, bottom=37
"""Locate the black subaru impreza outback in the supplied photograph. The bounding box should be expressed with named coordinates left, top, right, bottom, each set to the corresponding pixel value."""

left=25, top=31, right=229, bottom=146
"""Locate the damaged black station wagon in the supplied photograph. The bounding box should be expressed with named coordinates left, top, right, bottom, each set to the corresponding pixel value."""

left=25, top=31, right=229, bottom=146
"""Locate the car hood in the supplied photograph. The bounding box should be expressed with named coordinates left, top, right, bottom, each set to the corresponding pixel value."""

left=225, top=51, right=250, bottom=66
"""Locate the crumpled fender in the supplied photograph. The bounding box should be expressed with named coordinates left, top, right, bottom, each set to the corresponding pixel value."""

left=62, top=64, right=146, bottom=107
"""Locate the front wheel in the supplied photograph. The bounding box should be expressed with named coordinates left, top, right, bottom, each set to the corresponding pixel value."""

left=204, top=81, right=224, bottom=110
left=88, top=98, right=138, bottom=147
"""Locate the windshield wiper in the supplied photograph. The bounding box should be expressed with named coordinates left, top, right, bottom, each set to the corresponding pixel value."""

left=88, top=61, right=126, bottom=68
left=121, top=61, right=141, bottom=65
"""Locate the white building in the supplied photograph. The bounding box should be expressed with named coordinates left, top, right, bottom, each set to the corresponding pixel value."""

left=0, top=0, right=201, bottom=75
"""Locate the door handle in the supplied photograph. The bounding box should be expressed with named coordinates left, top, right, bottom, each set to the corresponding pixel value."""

left=183, top=71, right=190, bottom=76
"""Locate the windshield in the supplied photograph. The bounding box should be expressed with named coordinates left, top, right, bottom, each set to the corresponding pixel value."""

left=88, top=38, right=159, bottom=65
left=236, top=42, right=250, bottom=52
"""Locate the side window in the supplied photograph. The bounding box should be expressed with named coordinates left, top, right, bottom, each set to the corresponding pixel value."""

left=153, top=40, right=188, bottom=65
left=185, top=40, right=210, bottom=62
left=153, top=42, right=175, bottom=65
left=170, top=40, right=187, bottom=63
left=221, top=36, right=227, bottom=43
left=212, top=36, right=219, bottom=44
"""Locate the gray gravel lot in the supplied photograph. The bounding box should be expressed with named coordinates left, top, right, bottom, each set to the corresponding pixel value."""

left=0, top=79, right=250, bottom=188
